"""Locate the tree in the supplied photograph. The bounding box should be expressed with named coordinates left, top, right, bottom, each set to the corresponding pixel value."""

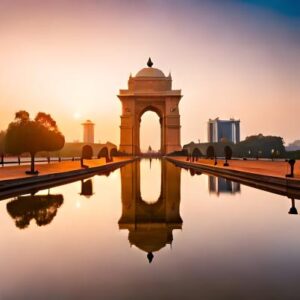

left=234, top=134, right=285, bottom=158
left=5, top=111, right=65, bottom=174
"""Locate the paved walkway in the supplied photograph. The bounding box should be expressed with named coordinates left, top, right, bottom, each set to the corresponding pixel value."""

left=0, top=157, right=127, bottom=181
left=172, top=157, right=300, bottom=180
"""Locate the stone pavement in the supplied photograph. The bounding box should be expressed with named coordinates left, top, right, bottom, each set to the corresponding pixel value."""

left=172, top=157, right=300, bottom=180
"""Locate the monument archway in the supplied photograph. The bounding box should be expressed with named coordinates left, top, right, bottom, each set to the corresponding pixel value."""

left=118, top=58, right=182, bottom=155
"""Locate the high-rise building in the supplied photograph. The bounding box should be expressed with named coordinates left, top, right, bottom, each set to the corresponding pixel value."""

left=82, top=120, right=95, bottom=144
left=208, top=176, right=241, bottom=195
left=208, top=118, right=240, bottom=143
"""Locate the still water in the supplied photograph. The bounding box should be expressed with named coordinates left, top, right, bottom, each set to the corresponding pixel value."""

left=0, top=159, right=299, bottom=300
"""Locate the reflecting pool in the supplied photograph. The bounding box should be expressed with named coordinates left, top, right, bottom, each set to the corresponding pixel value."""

left=0, top=159, right=300, bottom=300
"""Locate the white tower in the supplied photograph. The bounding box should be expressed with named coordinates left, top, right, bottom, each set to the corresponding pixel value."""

left=82, top=120, right=95, bottom=144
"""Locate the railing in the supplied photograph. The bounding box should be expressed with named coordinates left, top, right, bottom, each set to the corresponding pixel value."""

left=0, top=157, right=81, bottom=167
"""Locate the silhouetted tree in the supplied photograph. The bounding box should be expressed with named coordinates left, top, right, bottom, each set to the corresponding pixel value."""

left=5, top=111, right=65, bottom=174
left=234, top=134, right=285, bottom=158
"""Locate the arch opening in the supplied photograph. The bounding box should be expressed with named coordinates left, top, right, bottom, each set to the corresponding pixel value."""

left=139, top=109, right=162, bottom=154
left=207, top=146, right=215, bottom=159
left=98, top=147, right=109, bottom=160
left=192, top=148, right=202, bottom=159
left=140, top=159, right=162, bottom=204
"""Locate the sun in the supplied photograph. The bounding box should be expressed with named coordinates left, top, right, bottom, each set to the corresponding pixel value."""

left=73, top=112, right=81, bottom=120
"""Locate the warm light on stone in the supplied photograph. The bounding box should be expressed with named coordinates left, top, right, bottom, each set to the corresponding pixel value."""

left=118, top=60, right=182, bottom=155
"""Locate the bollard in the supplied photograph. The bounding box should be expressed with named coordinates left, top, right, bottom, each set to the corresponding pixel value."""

left=286, top=159, right=296, bottom=178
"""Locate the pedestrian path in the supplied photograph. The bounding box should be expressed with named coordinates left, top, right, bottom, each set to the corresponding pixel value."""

left=172, top=157, right=300, bottom=179
left=0, top=157, right=127, bottom=181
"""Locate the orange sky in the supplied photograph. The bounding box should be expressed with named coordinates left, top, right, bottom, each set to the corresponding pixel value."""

left=0, top=0, right=299, bottom=150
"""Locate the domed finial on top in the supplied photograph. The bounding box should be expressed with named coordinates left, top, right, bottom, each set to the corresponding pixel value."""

left=147, top=57, right=153, bottom=68
left=147, top=252, right=154, bottom=263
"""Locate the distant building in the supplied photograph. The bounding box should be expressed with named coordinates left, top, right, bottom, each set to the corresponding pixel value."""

left=82, top=120, right=95, bottom=144
left=52, top=142, right=117, bottom=157
left=208, top=118, right=240, bottom=144
left=208, top=176, right=240, bottom=195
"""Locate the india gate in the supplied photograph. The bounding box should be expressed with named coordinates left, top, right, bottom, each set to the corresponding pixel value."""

left=118, top=58, right=182, bottom=155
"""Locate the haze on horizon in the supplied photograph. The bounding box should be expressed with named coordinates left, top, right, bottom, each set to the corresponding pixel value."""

left=0, top=0, right=299, bottom=151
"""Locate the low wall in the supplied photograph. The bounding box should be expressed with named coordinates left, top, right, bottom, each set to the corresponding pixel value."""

left=166, top=157, right=300, bottom=200
left=0, top=157, right=135, bottom=200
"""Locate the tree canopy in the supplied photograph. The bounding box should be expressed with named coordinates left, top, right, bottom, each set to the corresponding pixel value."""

left=5, top=111, right=65, bottom=173
left=234, top=134, right=285, bottom=158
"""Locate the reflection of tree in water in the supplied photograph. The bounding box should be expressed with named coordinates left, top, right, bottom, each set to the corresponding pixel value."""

left=7, top=194, right=64, bottom=229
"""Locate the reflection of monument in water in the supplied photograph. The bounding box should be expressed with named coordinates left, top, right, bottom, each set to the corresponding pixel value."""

left=119, top=160, right=182, bottom=263
left=7, top=193, right=64, bottom=229
left=208, top=176, right=240, bottom=195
